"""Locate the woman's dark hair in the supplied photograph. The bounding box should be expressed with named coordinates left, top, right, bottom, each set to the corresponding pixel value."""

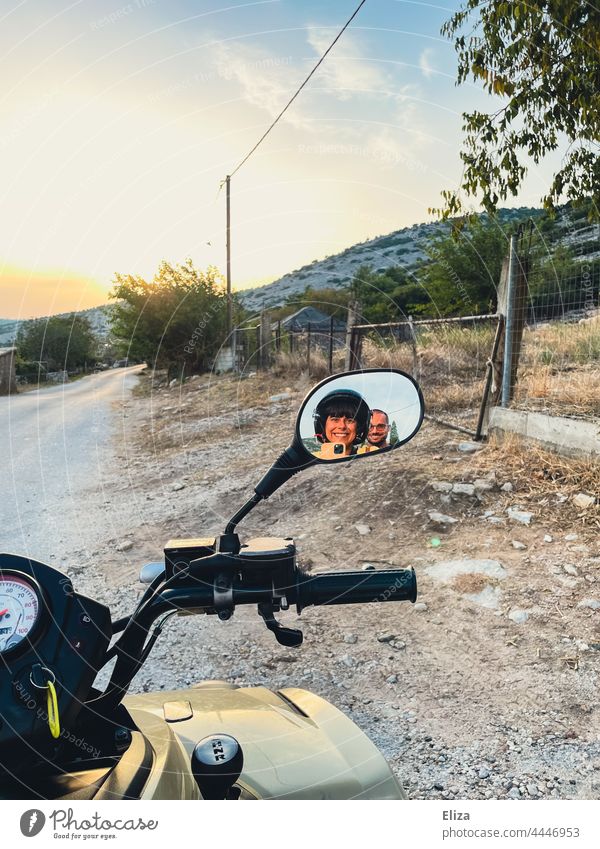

left=313, top=389, right=370, bottom=444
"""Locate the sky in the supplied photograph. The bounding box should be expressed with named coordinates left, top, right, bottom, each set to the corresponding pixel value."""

left=0, top=0, right=560, bottom=319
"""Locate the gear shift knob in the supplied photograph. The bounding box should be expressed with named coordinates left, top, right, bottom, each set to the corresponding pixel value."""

left=191, top=734, right=243, bottom=800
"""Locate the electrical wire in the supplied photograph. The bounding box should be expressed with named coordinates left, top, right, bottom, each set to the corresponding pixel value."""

left=229, top=0, right=368, bottom=177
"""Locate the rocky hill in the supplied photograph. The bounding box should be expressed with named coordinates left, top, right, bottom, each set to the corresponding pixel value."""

left=240, top=204, right=599, bottom=313
left=0, top=305, right=113, bottom=347
left=239, top=208, right=543, bottom=312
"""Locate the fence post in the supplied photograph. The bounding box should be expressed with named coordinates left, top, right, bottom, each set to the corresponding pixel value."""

left=490, top=255, right=510, bottom=408
left=306, top=322, right=311, bottom=376
left=259, top=311, right=271, bottom=370
left=345, top=301, right=360, bottom=371
left=328, top=315, right=334, bottom=374
left=408, top=315, right=418, bottom=378
left=501, top=236, right=527, bottom=405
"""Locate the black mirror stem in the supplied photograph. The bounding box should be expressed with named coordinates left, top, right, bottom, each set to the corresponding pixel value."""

left=223, top=443, right=315, bottom=537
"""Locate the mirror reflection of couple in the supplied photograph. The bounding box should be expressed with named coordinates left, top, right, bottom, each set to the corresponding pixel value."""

left=312, top=389, right=391, bottom=459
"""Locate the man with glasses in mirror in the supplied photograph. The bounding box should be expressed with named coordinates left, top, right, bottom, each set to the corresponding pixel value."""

left=358, top=409, right=390, bottom=454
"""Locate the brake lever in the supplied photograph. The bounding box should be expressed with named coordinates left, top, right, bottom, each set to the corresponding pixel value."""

left=257, top=603, right=303, bottom=647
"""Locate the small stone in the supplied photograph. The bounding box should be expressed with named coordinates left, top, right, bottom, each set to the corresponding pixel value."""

left=565, top=534, right=578, bottom=542
left=478, top=768, right=491, bottom=779
left=377, top=633, right=396, bottom=643
left=512, top=540, right=527, bottom=550
left=563, top=565, right=578, bottom=576
left=434, top=783, right=444, bottom=791
left=169, top=378, right=178, bottom=388
left=116, top=540, right=133, bottom=552
left=573, top=493, right=595, bottom=509
left=362, top=563, right=376, bottom=571
left=355, top=523, right=371, bottom=536
left=268, top=392, right=291, bottom=402
left=577, top=598, right=600, bottom=610
left=507, top=506, right=534, bottom=525
left=544, top=534, right=553, bottom=543
left=458, top=441, right=482, bottom=453
left=428, top=511, right=458, bottom=525
left=474, top=478, right=495, bottom=493
left=386, top=674, right=398, bottom=684
left=431, top=481, right=453, bottom=492
left=508, top=787, right=521, bottom=799
left=413, top=602, right=428, bottom=612
left=170, top=482, right=185, bottom=491
left=527, top=783, right=539, bottom=797
left=501, top=482, right=514, bottom=492
left=344, top=633, right=358, bottom=644
left=340, top=654, right=356, bottom=668
left=508, top=608, right=529, bottom=624
left=487, top=516, right=505, bottom=525
left=452, top=483, right=476, bottom=496
left=390, top=639, right=407, bottom=650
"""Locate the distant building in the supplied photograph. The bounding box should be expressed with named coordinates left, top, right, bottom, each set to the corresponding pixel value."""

left=0, top=347, right=17, bottom=395
left=276, top=306, right=346, bottom=334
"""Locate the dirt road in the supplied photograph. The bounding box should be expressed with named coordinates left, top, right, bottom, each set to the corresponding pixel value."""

left=0, top=366, right=142, bottom=561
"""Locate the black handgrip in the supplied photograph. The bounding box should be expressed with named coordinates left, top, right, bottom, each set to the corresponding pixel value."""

left=296, top=568, right=417, bottom=613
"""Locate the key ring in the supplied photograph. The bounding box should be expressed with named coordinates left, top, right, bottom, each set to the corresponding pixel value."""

left=29, top=666, right=56, bottom=689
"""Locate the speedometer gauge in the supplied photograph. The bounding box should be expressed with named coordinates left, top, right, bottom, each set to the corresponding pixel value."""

left=0, top=574, right=42, bottom=653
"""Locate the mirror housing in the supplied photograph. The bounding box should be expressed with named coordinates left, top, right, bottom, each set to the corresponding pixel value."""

left=225, top=369, right=424, bottom=538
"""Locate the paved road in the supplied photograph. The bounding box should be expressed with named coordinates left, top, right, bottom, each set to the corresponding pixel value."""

left=0, top=367, right=142, bottom=564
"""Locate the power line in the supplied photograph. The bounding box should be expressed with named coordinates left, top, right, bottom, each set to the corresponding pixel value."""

left=229, top=0, right=368, bottom=177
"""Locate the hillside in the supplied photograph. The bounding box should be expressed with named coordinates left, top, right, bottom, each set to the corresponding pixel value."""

left=0, top=305, right=113, bottom=347
left=240, top=205, right=599, bottom=313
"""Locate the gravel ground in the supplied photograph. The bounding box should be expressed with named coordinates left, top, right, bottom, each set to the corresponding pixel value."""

left=63, top=369, right=600, bottom=800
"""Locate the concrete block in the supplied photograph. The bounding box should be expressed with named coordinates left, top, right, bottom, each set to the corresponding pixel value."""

left=489, top=407, right=600, bottom=461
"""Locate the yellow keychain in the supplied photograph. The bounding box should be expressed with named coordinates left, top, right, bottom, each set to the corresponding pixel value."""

left=46, top=680, right=61, bottom=739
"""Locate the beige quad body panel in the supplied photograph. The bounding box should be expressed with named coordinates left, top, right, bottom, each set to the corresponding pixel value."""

left=124, top=683, right=406, bottom=800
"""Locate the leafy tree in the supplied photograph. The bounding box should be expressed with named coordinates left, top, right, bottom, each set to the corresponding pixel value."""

left=110, top=259, right=235, bottom=376
left=17, top=314, right=97, bottom=372
left=416, top=219, right=508, bottom=315
left=437, top=1, right=600, bottom=218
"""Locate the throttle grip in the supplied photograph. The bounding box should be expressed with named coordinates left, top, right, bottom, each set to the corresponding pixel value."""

left=296, top=568, right=417, bottom=612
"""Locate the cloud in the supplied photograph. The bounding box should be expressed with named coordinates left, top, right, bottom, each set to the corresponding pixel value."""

left=305, top=27, right=392, bottom=100
left=419, top=48, right=436, bottom=79
left=211, top=42, right=315, bottom=130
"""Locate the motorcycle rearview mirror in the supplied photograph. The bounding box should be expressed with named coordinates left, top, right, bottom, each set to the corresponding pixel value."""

left=222, top=370, right=424, bottom=546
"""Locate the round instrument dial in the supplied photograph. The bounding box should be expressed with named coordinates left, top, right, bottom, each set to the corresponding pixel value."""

left=0, top=574, right=41, bottom=653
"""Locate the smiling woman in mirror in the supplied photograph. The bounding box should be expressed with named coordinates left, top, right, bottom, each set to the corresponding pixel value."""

left=311, top=389, right=370, bottom=459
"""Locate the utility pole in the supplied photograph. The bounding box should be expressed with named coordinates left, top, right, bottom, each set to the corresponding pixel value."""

left=226, top=174, right=232, bottom=337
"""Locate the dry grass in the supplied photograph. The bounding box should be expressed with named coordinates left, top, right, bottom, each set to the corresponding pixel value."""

left=270, top=349, right=333, bottom=379
left=523, top=318, right=600, bottom=366
left=515, top=364, right=600, bottom=418
left=472, top=432, right=600, bottom=504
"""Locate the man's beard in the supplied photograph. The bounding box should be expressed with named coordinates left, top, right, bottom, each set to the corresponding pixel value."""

left=368, top=436, right=387, bottom=447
